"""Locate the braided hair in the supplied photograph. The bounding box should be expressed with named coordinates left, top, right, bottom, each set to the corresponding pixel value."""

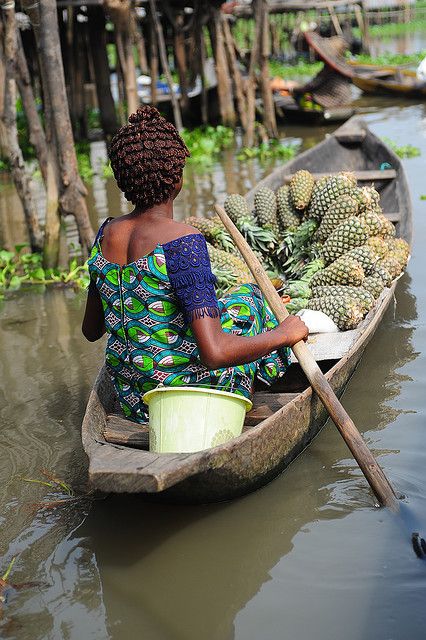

left=109, top=106, right=190, bottom=211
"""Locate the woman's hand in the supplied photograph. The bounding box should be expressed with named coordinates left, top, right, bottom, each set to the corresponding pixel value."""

left=274, top=315, right=309, bottom=347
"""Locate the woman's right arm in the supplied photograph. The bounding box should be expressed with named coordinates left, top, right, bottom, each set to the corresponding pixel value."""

left=190, top=314, right=308, bottom=370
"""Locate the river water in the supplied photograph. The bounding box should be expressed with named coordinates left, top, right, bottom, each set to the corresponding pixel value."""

left=1, top=66, right=426, bottom=640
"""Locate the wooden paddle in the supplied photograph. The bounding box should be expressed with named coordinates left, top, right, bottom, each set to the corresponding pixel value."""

left=214, top=203, right=398, bottom=510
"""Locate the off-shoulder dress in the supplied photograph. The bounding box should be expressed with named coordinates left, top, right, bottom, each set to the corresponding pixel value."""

left=88, top=222, right=290, bottom=424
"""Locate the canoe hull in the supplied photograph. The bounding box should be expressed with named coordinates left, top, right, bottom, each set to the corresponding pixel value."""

left=81, top=117, right=412, bottom=503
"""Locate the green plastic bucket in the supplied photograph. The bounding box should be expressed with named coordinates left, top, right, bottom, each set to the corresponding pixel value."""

left=142, top=386, right=252, bottom=453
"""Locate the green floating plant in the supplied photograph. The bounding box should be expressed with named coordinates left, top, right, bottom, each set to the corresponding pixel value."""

left=382, top=137, right=421, bottom=159
left=0, top=244, right=89, bottom=300
left=237, top=140, right=300, bottom=162
left=181, top=125, right=235, bottom=168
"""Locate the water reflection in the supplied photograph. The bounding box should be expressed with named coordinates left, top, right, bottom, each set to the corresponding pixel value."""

left=1, top=101, right=426, bottom=639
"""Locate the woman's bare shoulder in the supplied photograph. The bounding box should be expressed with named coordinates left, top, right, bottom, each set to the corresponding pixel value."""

left=161, top=221, right=203, bottom=244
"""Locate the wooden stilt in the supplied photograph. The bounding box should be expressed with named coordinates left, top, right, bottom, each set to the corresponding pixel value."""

left=222, top=15, right=247, bottom=130
left=149, top=0, right=183, bottom=131
left=149, top=7, right=158, bottom=107
left=209, top=7, right=236, bottom=127
left=173, top=11, right=189, bottom=115
left=259, top=0, right=278, bottom=139
left=244, top=0, right=262, bottom=148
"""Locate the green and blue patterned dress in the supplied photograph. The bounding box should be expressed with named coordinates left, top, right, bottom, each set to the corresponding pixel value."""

left=88, top=224, right=290, bottom=424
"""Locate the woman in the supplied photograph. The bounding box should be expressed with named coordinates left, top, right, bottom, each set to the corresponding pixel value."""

left=82, top=106, right=308, bottom=424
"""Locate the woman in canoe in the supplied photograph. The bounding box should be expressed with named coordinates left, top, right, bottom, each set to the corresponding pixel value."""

left=82, top=106, right=308, bottom=424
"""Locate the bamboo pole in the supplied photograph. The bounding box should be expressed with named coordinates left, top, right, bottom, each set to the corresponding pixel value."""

left=148, top=0, right=183, bottom=132
left=222, top=15, right=247, bottom=130
left=215, top=203, right=399, bottom=511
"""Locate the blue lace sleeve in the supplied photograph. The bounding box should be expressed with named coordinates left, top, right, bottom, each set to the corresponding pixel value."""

left=163, top=233, right=220, bottom=323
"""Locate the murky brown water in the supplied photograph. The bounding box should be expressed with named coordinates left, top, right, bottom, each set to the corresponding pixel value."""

left=2, top=48, right=426, bottom=639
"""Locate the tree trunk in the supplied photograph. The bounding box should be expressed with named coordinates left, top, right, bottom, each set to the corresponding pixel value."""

left=209, top=8, right=235, bottom=127
left=87, top=5, right=119, bottom=138
left=149, top=0, right=183, bottom=131
left=0, top=5, right=43, bottom=252
left=37, top=0, right=94, bottom=255
left=104, top=0, right=139, bottom=116
left=259, top=0, right=277, bottom=138
left=21, top=0, right=62, bottom=267
left=15, top=29, right=48, bottom=186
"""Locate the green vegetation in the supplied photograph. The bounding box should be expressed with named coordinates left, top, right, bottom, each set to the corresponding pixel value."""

left=237, top=140, right=300, bottom=162
left=354, top=17, right=426, bottom=39
left=181, top=125, right=235, bottom=166
left=269, top=59, right=322, bottom=80
left=0, top=244, right=89, bottom=300
left=420, top=194, right=426, bottom=200
left=382, top=137, right=421, bottom=158
left=351, top=51, right=425, bottom=66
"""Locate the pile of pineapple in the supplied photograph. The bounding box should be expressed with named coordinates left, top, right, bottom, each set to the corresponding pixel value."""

left=185, top=169, right=410, bottom=331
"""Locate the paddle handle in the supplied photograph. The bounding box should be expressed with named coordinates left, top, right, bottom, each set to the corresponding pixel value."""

left=214, top=204, right=398, bottom=510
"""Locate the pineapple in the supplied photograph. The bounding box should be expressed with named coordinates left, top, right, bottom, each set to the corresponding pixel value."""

left=310, top=255, right=365, bottom=288
left=357, top=209, right=383, bottom=237
left=362, top=275, right=385, bottom=299
left=320, top=216, right=370, bottom=264
left=378, top=215, right=396, bottom=238
left=307, top=296, right=364, bottom=331
left=254, top=187, right=280, bottom=237
left=185, top=216, right=234, bottom=252
left=310, top=174, right=330, bottom=200
left=385, top=237, right=410, bottom=267
left=282, top=280, right=312, bottom=299
left=207, top=243, right=251, bottom=283
left=315, top=194, right=359, bottom=242
left=224, top=193, right=277, bottom=256
left=370, top=264, right=393, bottom=287
left=286, top=297, right=309, bottom=314
left=289, top=170, right=315, bottom=210
left=366, top=235, right=388, bottom=259
left=307, top=172, right=357, bottom=220
left=311, top=285, right=374, bottom=313
left=276, top=185, right=300, bottom=232
left=343, top=244, right=380, bottom=275
left=224, top=193, right=252, bottom=224
left=377, top=256, right=402, bottom=279
left=352, top=186, right=380, bottom=213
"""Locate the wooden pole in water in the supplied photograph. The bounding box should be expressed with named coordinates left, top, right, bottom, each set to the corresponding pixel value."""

left=149, top=0, right=183, bottom=132
left=214, top=202, right=399, bottom=511
left=222, top=15, right=247, bottom=130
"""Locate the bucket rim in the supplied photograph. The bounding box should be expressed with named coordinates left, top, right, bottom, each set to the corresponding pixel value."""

left=142, top=386, right=252, bottom=410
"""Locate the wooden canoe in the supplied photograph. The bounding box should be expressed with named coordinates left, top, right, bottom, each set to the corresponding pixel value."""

left=274, top=95, right=355, bottom=125
left=305, top=31, right=426, bottom=99
left=81, top=117, right=412, bottom=503
left=352, top=70, right=426, bottom=99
